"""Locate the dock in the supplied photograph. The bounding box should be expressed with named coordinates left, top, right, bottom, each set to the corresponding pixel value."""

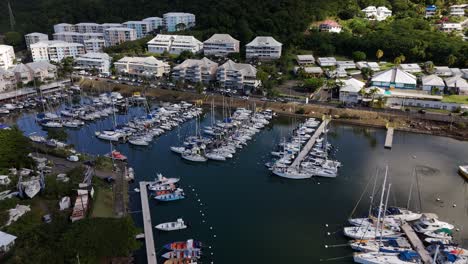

left=401, top=222, right=432, bottom=264
left=384, top=127, right=394, bottom=149
left=290, top=119, right=330, bottom=168
left=139, top=181, right=157, bottom=264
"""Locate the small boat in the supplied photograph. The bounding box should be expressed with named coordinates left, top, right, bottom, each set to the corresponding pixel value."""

left=424, top=237, right=452, bottom=244
left=424, top=228, right=452, bottom=239
left=163, top=259, right=197, bottom=264
left=413, top=214, right=454, bottom=233
left=134, top=188, right=140, bottom=193
left=459, top=165, right=468, bottom=180
left=129, top=138, right=149, bottom=146
left=353, top=251, right=421, bottom=264
left=170, top=146, right=186, bottom=154
left=148, top=183, right=176, bottom=191
left=427, top=244, right=468, bottom=257
left=155, top=218, right=187, bottom=231
left=161, top=249, right=201, bottom=259
left=106, top=150, right=127, bottom=161
left=125, top=167, right=134, bottom=181
left=181, top=153, right=207, bottom=162
left=343, top=225, right=402, bottom=240
left=163, top=239, right=202, bottom=251
left=350, top=238, right=412, bottom=253
left=155, top=191, right=185, bottom=202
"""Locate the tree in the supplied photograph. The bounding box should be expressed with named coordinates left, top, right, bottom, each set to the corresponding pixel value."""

left=361, top=67, right=374, bottom=80
left=4, top=31, right=23, bottom=48
left=47, top=128, right=68, bottom=142
left=302, top=78, right=324, bottom=92
left=376, top=49, right=384, bottom=62
left=447, top=55, right=457, bottom=66
left=175, top=23, right=187, bottom=31
left=0, top=127, right=33, bottom=169
left=178, top=50, right=194, bottom=61
left=352, top=51, right=367, bottom=62
left=424, top=61, right=435, bottom=74
left=195, top=82, right=204, bottom=94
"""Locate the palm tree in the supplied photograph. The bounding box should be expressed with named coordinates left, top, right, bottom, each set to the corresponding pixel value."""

left=447, top=55, right=457, bottom=66
left=376, top=49, right=384, bottom=62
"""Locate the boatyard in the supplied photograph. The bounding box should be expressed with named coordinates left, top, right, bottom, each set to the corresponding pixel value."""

left=1, top=88, right=467, bottom=263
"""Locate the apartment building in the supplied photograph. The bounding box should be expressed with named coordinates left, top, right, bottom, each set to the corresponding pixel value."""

left=246, top=36, right=282, bottom=60
left=25, top=33, right=49, bottom=50
left=0, top=45, right=15, bottom=70
left=143, top=17, right=163, bottom=31
left=147, top=34, right=203, bottom=55
left=84, top=38, right=106, bottom=53
left=123, top=21, right=153, bottom=39
left=30, top=41, right=85, bottom=63
left=172, top=57, right=218, bottom=83
left=163, top=12, right=196, bottom=32
left=100, top=23, right=124, bottom=32
left=75, top=23, right=101, bottom=33
left=0, top=68, right=17, bottom=92
left=114, top=56, right=170, bottom=78
left=75, top=52, right=111, bottom=74
left=12, top=61, right=56, bottom=84
left=217, top=60, right=260, bottom=90
left=53, top=23, right=74, bottom=33
left=104, top=28, right=137, bottom=47
left=450, top=4, right=467, bottom=16
left=53, top=32, right=104, bottom=45
left=439, top=23, right=463, bottom=32
left=203, top=34, right=240, bottom=57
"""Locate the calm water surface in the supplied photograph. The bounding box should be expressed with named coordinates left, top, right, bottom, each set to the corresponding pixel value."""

left=15, top=106, right=468, bottom=264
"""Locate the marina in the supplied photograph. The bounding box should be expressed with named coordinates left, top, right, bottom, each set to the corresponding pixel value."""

left=5, top=96, right=468, bottom=263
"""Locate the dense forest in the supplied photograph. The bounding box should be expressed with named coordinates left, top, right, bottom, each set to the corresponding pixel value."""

left=1, top=0, right=467, bottom=66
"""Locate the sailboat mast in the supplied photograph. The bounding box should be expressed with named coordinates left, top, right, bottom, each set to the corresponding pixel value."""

left=380, top=183, right=392, bottom=245
left=375, top=166, right=388, bottom=239
left=368, top=168, right=380, bottom=217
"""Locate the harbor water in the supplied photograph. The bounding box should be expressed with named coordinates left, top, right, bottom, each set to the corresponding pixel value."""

left=14, top=106, right=468, bottom=264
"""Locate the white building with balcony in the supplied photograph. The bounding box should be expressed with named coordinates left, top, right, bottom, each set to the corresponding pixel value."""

left=203, top=34, right=240, bottom=57
left=53, top=23, right=74, bottom=33
left=163, top=12, right=196, bottom=32
left=123, top=21, right=153, bottom=39
left=114, top=56, right=170, bottom=78
left=450, top=4, right=467, bottom=16
left=53, top=32, right=104, bottom=45
left=0, top=45, right=15, bottom=70
left=30, top=41, right=85, bottom=63
left=0, top=68, right=17, bottom=92
left=362, top=6, right=392, bottom=21
left=104, top=28, right=137, bottom=47
left=143, top=17, right=163, bottom=31
left=75, top=22, right=101, bottom=33
left=217, top=60, right=260, bottom=91
left=246, top=36, right=282, bottom=60
left=172, top=57, right=218, bottom=83
left=147, top=34, right=203, bottom=55
left=84, top=38, right=106, bottom=52
left=25, top=33, right=49, bottom=50
left=75, top=52, right=111, bottom=74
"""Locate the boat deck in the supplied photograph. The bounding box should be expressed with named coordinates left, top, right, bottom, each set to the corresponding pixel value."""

left=290, top=119, right=330, bottom=168
left=385, top=127, right=394, bottom=149
left=139, top=181, right=157, bottom=264
left=401, top=222, right=432, bottom=264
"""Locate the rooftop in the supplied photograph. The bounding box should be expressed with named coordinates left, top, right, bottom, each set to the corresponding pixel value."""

left=246, top=36, right=282, bottom=47
left=0, top=231, right=16, bottom=246
left=204, top=34, right=239, bottom=44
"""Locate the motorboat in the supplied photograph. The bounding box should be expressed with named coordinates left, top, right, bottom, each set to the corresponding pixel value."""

left=95, top=131, right=125, bottom=142
left=155, top=189, right=185, bottom=201
left=106, top=150, right=127, bottom=161
left=424, top=228, right=452, bottom=239
left=182, top=153, right=207, bottom=162
left=129, top=138, right=149, bottom=146
left=350, top=237, right=412, bottom=253
left=459, top=165, right=468, bottom=180
left=163, top=239, right=202, bottom=251
left=413, top=214, right=454, bottom=233
left=161, top=249, right=201, bottom=259
left=424, top=237, right=452, bottom=244
left=353, top=251, right=422, bottom=264
left=373, top=206, right=421, bottom=222
left=41, top=121, right=63, bottom=128
left=426, top=244, right=468, bottom=257
left=155, top=218, right=187, bottom=231
left=170, top=146, right=186, bottom=154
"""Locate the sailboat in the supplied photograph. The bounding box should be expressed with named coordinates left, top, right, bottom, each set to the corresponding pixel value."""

left=353, top=251, right=422, bottom=264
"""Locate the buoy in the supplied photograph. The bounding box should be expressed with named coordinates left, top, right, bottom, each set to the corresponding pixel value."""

left=200, top=210, right=202, bottom=212
left=325, top=245, right=328, bottom=248
left=325, top=224, right=329, bottom=227
left=192, top=189, right=195, bottom=191
left=202, top=213, right=205, bottom=216
left=436, top=198, right=441, bottom=202
left=456, top=228, right=460, bottom=232
left=210, top=226, right=213, bottom=230
left=453, top=204, right=457, bottom=207
left=202, top=220, right=205, bottom=223
left=211, top=252, right=214, bottom=255
left=213, top=235, right=217, bottom=238
left=318, top=182, right=321, bottom=185
left=198, top=199, right=201, bottom=202
left=327, top=232, right=331, bottom=236
left=200, top=203, right=203, bottom=206
left=209, top=246, right=212, bottom=249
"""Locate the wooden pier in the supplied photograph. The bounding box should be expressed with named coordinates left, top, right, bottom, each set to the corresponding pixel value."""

left=139, top=181, right=157, bottom=264
left=401, top=222, right=432, bottom=264
left=290, top=119, right=330, bottom=168
left=384, top=127, right=394, bottom=149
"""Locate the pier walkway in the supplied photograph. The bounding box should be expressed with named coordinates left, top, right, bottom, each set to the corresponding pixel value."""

left=290, top=119, right=330, bottom=168
left=401, top=222, right=432, bottom=264
left=139, top=181, right=157, bottom=264
left=385, top=127, right=394, bottom=149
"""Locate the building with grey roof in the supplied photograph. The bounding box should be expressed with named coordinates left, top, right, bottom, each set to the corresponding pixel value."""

left=172, top=57, right=218, bottom=83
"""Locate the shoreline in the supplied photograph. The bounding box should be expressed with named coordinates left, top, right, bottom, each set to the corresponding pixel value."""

left=79, top=79, right=468, bottom=141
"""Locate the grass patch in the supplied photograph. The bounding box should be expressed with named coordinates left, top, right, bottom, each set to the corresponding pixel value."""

left=92, top=187, right=114, bottom=218
left=442, top=95, right=468, bottom=104
left=95, top=156, right=114, bottom=172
